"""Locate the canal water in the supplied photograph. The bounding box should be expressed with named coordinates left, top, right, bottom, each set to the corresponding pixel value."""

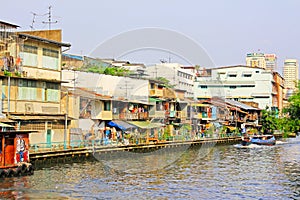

left=0, top=137, right=299, bottom=199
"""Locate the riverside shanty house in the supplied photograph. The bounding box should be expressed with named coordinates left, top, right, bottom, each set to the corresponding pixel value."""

left=0, top=20, right=71, bottom=146
left=61, top=70, right=191, bottom=144
left=207, top=98, right=261, bottom=135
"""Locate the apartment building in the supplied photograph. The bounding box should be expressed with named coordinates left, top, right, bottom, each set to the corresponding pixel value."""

left=145, top=63, right=195, bottom=98
left=194, top=65, right=284, bottom=111
left=283, top=59, right=298, bottom=90
left=0, top=20, right=71, bottom=145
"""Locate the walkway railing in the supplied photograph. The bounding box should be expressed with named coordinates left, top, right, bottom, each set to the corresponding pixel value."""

left=29, top=133, right=242, bottom=153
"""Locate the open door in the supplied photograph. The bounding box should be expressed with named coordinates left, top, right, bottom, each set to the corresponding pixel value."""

left=4, top=137, right=14, bottom=166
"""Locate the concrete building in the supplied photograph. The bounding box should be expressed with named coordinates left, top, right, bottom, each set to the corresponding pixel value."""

left=194, top=65, right=284, bottom=111
left=145, top=63, right=195, bottom=98
left=246, top=53, right=266, bottom=69
left=0, top=20, right=71, bottom=145
left=283, top=59, right=298, bottom=90
left=265, top=54, right=277, bottom=71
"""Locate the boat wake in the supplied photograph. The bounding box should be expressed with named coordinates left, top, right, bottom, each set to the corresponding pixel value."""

left=233, top=144, right=263, bottom=149
left=275, top=141, right=288, bottom=145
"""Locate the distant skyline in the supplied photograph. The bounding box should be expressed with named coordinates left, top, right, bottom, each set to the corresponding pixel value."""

left=3, top=0, right=300, bottom=74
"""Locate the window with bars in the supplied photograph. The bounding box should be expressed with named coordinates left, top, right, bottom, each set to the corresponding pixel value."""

left=20, top=121, right=45, bottom=130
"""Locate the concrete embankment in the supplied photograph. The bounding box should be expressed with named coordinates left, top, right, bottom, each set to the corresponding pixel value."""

left=30, top=136, right=242, bottom=169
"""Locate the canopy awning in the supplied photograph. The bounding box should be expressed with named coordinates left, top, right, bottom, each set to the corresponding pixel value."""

left=108, top=120, right=136, bottom=131
left=9, top=115, right=74, bottom=120
left=0, top=122, right=14, bottom=127
left=128, top=121, right=164, bottom=129
left=149, top=97, right=163, bottom=102
left=226, top=126, right=236, bottom=131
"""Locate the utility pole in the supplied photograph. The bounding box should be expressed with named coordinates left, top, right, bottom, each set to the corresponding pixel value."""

left=120, top=79, right=133, bottom=100
left=42, top=6, right=58, bottom=30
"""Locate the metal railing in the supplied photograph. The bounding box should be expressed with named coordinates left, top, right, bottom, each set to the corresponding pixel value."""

left=29, top=133, right=242, bottom=153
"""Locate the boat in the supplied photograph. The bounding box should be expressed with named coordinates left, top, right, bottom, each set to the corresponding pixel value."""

left=0, top=130, right=34, bottom=178
left=241, top=134, right=276, bottom=146
left=287, top=132, right=296, bottom=138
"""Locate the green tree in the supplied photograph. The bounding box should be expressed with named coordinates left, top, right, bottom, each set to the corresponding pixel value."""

left=260, top=107, right=279, bottom=134
left=156, top=77, right=175, bottom=88
left=282, top=82, right=300, bottom=133
left=285, top=83, right=300, bottom=120
left=103, top=67, right=129, bottom=76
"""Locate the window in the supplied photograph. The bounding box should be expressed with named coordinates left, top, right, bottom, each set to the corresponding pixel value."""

left=42, top=48, right=59, bottom=70
left=20, top=45, right=38, bottom=67
left=45, top=83, right=59, bottom=102
left=18, top=80, right=37, bottom=100
left=227, top=72, right=237, bottom=77
left=243, top=74, right=252, bottom=77
left=229, top=86, right=237, bottom=89
left=23, top=45, right=38, bottom=54
left=104, top=101, right=111, bottom=111
left=80, top=98, right=92, bottom=118
left=200, top=85, right=208, bottom=89
left=150, top=83, right=155, bottom=89
left=43, top=48, right=59, bottom=58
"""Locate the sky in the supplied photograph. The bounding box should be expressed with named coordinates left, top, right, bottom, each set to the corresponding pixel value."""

left=2, top=0, right=300, bottom=74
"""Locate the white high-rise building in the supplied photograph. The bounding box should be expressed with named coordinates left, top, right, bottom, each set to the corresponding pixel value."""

left=283, top=59, right=299, bottom=90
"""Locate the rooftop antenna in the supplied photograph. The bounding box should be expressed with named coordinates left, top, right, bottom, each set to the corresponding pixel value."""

left=42, top=6, right=58, bottom=30
left=168, top=54, right=171, bottom=63
left=30, top=12, right=37, bottom=30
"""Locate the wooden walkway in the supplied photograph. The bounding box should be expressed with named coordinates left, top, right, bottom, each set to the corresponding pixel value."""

left=30, top=137, right=242, bottom=168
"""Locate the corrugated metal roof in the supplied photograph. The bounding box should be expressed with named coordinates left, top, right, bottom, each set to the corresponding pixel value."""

left=0, top=21, right=19, bottom=28
left=18, top=33, right=71, bottom=47
left=127, top=121, right=164, bottom=129
left=225, top=99, right=258, bottom=110
left=9, top=115, right=69, bottom=120
left=62, top=53, right=84, bottom=61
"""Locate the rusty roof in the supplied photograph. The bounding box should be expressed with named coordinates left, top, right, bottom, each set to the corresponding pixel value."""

left=18, top=33, right=71, bottom=47
left=0, top=20, right=19, bottom=28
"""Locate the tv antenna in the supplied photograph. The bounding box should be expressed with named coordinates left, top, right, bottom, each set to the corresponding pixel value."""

left=30, top=12, right=37, bottom=30
left=42, top=6, right=58, bottom=30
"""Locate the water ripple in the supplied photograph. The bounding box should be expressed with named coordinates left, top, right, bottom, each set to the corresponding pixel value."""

left=0, top=138, right=299, bottom=199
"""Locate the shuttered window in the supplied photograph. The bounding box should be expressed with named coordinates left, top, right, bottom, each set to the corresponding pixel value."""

left=42, top=48, right=59, bottom=70
left=20, top=45, right=38, bottom=67
left=45, top=82, right=59, bottom=102
left=18, top=80, right=37, bottom=100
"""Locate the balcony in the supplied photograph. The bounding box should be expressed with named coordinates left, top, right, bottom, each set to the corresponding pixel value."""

left=118, top=112, right=149, bottom=121
left=149, top=89, right=163, bottom=97
left=95, top=111, right=112, bottom=120
left=193, top=112, right=211, bottom=119
left=166, top=110, right=176, bottom=118
left=176, top=111, right=187, bottom=122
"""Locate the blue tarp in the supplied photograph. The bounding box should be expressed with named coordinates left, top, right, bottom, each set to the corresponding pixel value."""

left=107, top=121, right=126, bottom=131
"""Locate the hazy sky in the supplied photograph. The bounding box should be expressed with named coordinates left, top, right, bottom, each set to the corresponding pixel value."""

left=3, top=0, right=300, bottom=73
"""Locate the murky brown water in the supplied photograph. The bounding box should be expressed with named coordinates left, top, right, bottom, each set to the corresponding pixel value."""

left=0, top=137, right=299, bottom=199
